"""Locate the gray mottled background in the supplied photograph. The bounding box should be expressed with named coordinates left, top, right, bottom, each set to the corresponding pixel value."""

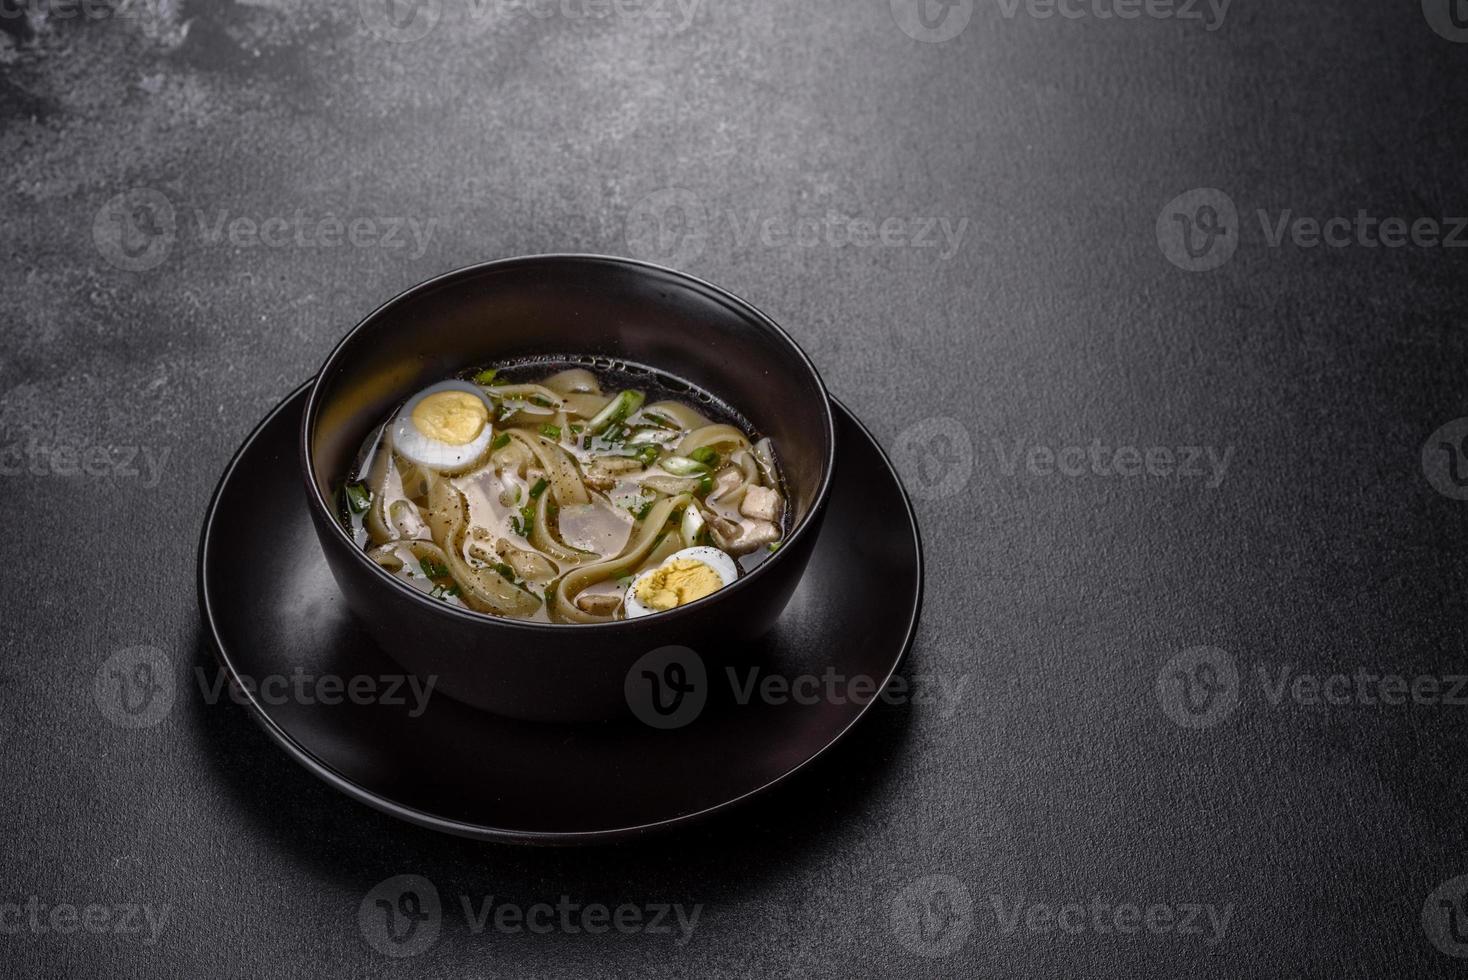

left=5, top=0, right=1468, bottom=976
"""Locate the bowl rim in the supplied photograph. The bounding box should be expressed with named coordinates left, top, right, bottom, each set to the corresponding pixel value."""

left=300, top=253, right=838, bottom=633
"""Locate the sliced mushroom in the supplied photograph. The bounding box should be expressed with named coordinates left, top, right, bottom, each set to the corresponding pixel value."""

left=574, top=591, right=624, bottom=616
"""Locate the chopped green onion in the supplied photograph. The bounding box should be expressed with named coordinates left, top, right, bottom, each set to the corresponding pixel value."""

left=490, top=432, right=511, bottom=452
left=697, top=474, right=714, bottom=496
left=343, top=481, right=372, bottom=514
left=660, top=456, right=710, bottom=477
left=630, top=498, right=655, bottom=521
left=498, top=402, right=521, bottom=423
left=642, top=412, right=679, bottom=430
left=688, top=446, right=720, bottom=467
left=529, top=478, right=548, bottom=499
left=473, top=368, right=498, bottom=385
left=429, top=583, right=461, bottom=600
left=540, top=424, right=562, bottom=441
left=491, top=562, right=517, bottom=582
left=586, top=390, right=646, bottom=435
left=636, top=444, right=661, bottom=467
left=569, top=424, right=584, bottom=436
left=419, top=558, right=449, bottom=579
left=768, top=541, right=781, bottom=552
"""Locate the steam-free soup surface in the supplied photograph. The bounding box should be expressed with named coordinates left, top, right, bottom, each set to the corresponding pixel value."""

left=340, top=360, right=788, bottom=624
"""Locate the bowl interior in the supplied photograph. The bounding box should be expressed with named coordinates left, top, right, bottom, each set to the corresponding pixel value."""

left=305, top=256, right=834, bottom=566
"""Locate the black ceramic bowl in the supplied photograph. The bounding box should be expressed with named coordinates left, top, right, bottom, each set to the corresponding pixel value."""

left=300, top=255, right=836, bottom=723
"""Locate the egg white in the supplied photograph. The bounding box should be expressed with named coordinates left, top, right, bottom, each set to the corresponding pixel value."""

left=390, top=380, right=496, bottom=472
left=624, top=546, right=741, bottom=619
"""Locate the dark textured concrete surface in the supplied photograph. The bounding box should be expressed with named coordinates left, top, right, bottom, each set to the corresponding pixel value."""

left=5, top=0, right=1468, bottom=976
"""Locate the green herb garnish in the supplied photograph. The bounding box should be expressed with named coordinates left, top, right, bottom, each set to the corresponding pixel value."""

left=586, top=390, right=646, bottom=436
left=529, top=478, right=548, bottom=499
left=490, top=432, right=511, bottom=452
left=343, top=481, right=372, bottom=514
left=688, top=446, right=720, bottom=467
left=696, top=474, right=715, bottom=496
left=473, top=368, right=498, bottom=385
left=419, top=558, right=450, bottom=579
left=540, top=424, right=561, bottom=441
left=636, top=444, right=661, bottom=467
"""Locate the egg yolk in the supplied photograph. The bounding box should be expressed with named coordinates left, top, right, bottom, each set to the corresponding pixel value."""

left=635, top=558, right=723, bottom=611
left=411, top=391, right=488, bottom=445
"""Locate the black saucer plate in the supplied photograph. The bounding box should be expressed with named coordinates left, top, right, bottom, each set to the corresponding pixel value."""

left=198, top=381, right=923, bottom=844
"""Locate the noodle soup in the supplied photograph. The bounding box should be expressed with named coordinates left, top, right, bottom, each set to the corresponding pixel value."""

left=338, top=359, right=788, bottom=624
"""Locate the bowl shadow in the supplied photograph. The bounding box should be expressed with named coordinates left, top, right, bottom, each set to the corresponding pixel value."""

left=187, top=620, right=916, bottom=909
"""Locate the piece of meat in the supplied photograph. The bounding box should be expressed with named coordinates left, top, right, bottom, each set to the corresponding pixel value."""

left=740, top=485, right=783, bottom=523
left=574, top=591, right=623, bottom=615
left=709, top=466, right=742, bottom=500
left=711, top=517, right=781, bottom=555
